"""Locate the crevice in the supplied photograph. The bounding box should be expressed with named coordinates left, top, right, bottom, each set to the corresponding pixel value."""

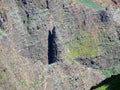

left=112, top=0, right=119, bottom=5
left=46, top=0, right=49, bottom=9
left=98, top=10, right=109, bottom=23
left=0, top=11, right=7, bottom=30
left=90, top=74, right=120, bottom=90
left=25, top=10, right=29, bottom=18
left=48, top=26, right=58, bottom=64
left=21, top=0, right=27, bottom=5
left=75, top=57, right=101, bottom=69
left=116, top=29, right=120, bottom=40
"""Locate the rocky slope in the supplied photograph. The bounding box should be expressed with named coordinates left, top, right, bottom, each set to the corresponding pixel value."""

left=0, top=0, right=120, bottom=90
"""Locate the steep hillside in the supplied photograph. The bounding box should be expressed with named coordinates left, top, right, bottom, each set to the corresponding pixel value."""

left=0, top=0, right=120, bottom=90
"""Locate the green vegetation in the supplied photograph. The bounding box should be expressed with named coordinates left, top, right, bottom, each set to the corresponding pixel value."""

left=96, top=75, right=120, bottom=90
left=0, top=72, right=6, bottom=84
left=0, top=61, right=6, bottom=84
left=96, top=85, right=109, bottom=90
left=98, top=29, right=120, bottom=58
left=27, top=18, right=34, bottom=24
left=33, top=80, right=39, bottom=88
left=19, top=80, right=28, bottom=87
left=77, top=0, right=103, bottom=10
left=40, top=75, right=45, bottom=83
left=102, top=69, right=120, bottom=78
left=0, top=30, right=3, bottom=36
left=80, top=37, right=98, bottom=57
left=66, top=35, right=98, bottom=62
left=98, top=30, right=115, bottom=45
left=102, top=70, right=114, bottom=78
left=33, top=75, right=45, bottom=88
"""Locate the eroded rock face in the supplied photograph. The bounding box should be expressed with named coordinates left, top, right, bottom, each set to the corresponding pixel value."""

left=0, top=0, right=120, bottom=90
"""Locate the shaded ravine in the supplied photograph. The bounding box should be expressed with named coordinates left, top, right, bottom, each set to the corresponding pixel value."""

left=90, top=74, right=120, bottom=90
left=48, top=27, right=58, bottom=64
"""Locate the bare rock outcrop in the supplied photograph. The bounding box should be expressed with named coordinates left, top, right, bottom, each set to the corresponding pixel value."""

left=0, top=0, right=119, bottom=90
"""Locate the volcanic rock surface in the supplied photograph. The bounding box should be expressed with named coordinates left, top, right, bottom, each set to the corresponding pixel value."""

left=0, top=0, right=120, bottom=90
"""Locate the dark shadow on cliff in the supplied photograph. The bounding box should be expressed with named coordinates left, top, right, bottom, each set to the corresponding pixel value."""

left=90, top=74, right=120, bottom=90
left=46, top=0, right=49, bottom=9
left=48, top=27, right=58, bottom=64
left=99, top=10, right=109, bottom=23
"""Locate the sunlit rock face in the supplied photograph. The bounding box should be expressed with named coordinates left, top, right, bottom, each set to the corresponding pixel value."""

left=0, top=0, right=119, bottom=90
